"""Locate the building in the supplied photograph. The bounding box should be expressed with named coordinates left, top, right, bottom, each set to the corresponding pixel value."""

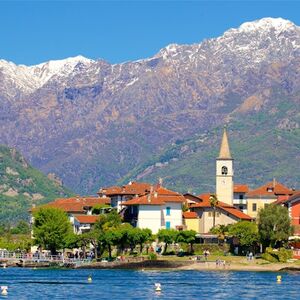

left=184, top=193, right=251, bottom=233
left=216, top=127, right=234, bottom=206
left=98, top=181, right=151, bottom=212
left=233, top=184, right=249, bottom=213
left=280, top=191, right=300, bottom=237
left=121, top=186, right=185, bottom=234
left=33, top=196, right=111, bottom=234
left=246, top=180, right=293, bottom=219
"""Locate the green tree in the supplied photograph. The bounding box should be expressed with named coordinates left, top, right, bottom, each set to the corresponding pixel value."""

left=258, top=204, right=293, bottom=248
left=176, top=230, right=197, bottom=253
left=228, top=221, right=258, bottom=248
left=92, top=204, right=111, bottom=215
left=157, top=229, right=177, bottom=254
left=94, top=210, right=123, bottom=259
left=210, top=224, right=230, bottom=244
left=128, top=228, right=153, bottom=253
left=209, top=194, right=219, bottom=228
left=11, top=220, right=30, bottom=235
left=33, top=207, right=73, bottom=255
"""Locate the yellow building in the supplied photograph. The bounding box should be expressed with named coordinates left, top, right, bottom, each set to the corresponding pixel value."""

left=246, top=180, right=293, bottom=219
left=183, top=211, right=199, bottom=232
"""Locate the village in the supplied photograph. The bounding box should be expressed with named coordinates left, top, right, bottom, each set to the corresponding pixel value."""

left=24, top=128, right=300, bottom=264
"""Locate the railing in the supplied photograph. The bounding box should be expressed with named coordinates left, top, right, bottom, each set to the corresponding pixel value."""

left=0, top=251, right=95, bottom=263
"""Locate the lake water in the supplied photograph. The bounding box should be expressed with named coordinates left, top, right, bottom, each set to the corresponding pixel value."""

left=0, top=268, right=299, bottom=299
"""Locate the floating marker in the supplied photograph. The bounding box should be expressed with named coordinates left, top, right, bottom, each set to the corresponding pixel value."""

left=88, top=275, right=92, bottom=282
left=277, top=275, right=282, bottom=283
left=1, top=286, right=8, bottom=296
left=155, top=283, right=161, bottom=292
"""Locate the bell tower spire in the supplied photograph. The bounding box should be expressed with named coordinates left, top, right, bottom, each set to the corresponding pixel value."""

left=219, top=126, right=231, bottom=159
left=216, top=126, right=234, bottom=205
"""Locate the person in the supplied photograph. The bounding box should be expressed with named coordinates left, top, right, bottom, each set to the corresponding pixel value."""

left=249, top=252, right=253, bottom=261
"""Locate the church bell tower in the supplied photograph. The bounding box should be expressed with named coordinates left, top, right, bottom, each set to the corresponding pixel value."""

left=216, top=127, right=234, bottom=206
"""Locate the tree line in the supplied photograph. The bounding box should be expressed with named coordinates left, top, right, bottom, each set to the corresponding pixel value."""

left=1, top=203, right=293, bottom=260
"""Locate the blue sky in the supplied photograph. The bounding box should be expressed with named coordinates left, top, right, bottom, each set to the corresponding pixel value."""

left=1, top=1, right=300, bottom=65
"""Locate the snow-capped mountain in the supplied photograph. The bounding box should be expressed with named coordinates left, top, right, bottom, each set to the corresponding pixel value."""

left=0, top=18, right=299, bottom=193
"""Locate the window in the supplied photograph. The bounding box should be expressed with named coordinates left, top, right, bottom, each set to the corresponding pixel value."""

left=239, top=194, right=244, bottom=200
left=166, top=207, right=171, bottom=216
left=208, top=212, right=212, bottom=217
left=166, top=221, right=171, bottom=229
left=221, top=166, right=228, bottom=175
left=252, top=203, right=257, bottom=212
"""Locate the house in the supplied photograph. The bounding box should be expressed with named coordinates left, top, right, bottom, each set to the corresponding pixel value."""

left=182, top=211, right=199, bottom=232
left=121, top=186, right=185, bottom=234
left=185, top=193, right=251, bottom=233
left=246, top=180, right=293, bottom=219
left=233, top=184, right=249, bottom=213
left=73, top=215, right=101, bottom=234
left=33, top=196, right=111, bottom=234
left=98, top=181, right=151, bottom=212
left=280, top=191, right=300, bottom=237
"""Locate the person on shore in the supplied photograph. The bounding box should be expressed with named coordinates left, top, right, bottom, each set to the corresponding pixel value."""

left=204, top=249, right=210, bottom=261
left=249, top=252, right=253, bottom=261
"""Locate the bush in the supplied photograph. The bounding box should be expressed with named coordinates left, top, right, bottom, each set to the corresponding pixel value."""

left=148, top=253, right=157, bottom=260
left=261, top=253, right=278, bottom=263
left=184, top=244, right=229, bottom=255
left=262, top=247, right=293, bottom=263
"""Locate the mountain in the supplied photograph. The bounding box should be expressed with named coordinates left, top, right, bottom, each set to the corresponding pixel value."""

left=0, top=17, right=299, bottom=194
left=0, top=145, right=73, bottom=223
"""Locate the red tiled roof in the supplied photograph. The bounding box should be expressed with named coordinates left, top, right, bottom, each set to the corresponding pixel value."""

left=99, top=182, right=151, bottom=196
left=42, top=197, right=110, bottom=213
left=122, top=187, right=185, bottom=206
left=281, top=191, right=300, bottom=204
left=246, top=181, right=293, bottom=198
left=75, top=215, right=100, bottom=224
left=273, top=195, right=290, bottom=205
left=234, top=184, right=249, bottom=193
left=219, top=205, right=252, bottom=220
left=183, top=211, right=198, bottom=219
left=191, top=194, right=251, bottom=220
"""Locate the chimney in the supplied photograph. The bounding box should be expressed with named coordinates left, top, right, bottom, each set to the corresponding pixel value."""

left=150, top=185, right=154, bottom=193
left=273, top=178, right=276, bottom=188
left=158, top=177, right=163, bottom=187
left=154, top=191, right=158, bottom=198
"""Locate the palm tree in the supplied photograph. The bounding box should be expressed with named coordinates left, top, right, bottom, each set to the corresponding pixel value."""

left=209, top=194, right=219, bottom=228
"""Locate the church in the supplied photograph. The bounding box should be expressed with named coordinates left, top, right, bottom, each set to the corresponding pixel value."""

left=183, top=127, right=252, bottom=233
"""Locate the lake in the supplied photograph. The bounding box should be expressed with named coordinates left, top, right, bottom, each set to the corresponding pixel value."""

left=0, top=268, right=299, bottom=299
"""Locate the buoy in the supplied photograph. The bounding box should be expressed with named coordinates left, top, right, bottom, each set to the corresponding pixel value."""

left=88, top=275, right=92, bottom=282
left=1, top=286, right=8, bottom=296
left=155, top=283, right=161, bottom=292
left=277, top=275, right=282, bottom=283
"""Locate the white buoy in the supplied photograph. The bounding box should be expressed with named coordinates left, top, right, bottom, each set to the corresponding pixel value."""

left=88, top=275, right=92, bottom=282
left=155, top=283, right=161, bottom=292
left=277, top=275, right=282, bottom=283
left=1, top=286, right=8, bottom=296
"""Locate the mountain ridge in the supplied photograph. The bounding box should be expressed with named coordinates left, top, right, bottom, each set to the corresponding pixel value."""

left=0, top=17, right=299, bottom=194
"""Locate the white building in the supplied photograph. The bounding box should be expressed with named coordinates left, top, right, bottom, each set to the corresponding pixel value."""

left=122, top=186, right=185, bottom=234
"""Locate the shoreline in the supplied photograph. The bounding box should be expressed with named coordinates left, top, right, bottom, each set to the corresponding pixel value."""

left=2, top=259, right=300, bottom=272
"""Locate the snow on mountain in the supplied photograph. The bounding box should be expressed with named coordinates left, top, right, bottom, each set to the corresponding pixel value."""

left=0, top=55, right=95, bottom=94
left=1, top=17, right=300, bottom=194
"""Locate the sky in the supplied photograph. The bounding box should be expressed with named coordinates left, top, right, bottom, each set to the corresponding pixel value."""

left=1, top=0, right=300, bottom=66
